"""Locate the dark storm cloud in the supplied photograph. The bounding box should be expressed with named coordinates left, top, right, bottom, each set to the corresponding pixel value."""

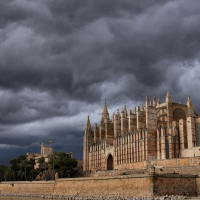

left=1, top=0, right=200, bottom=164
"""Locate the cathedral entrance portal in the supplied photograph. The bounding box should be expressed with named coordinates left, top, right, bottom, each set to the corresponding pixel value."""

left=107, top=154, right=113, bottom=170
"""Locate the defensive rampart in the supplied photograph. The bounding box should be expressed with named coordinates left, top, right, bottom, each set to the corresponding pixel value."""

left=53, top=175, right=153, bottom=196
left=0, top=157, right=200, bottom=197
left=0, top=175, right=153, bottom=197
left=0, top=181, right=54, bottom=194
left=0, top=174, right=198, bottom=197
left=153, top=174, right=197, bottom=196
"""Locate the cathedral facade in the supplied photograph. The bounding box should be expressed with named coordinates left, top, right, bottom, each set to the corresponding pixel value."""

left=83, top=92, right=200, bottom=172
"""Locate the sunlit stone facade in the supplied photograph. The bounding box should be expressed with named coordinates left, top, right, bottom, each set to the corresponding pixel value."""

left=83, top=92, right=200, bottom=172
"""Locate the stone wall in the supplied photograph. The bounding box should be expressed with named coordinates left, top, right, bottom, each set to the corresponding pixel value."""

left=196, top=176, right=200, bottom=196
left=53, top=175, right=153, bottom=197
left=0, top=176, right=153, bottom=197
left=116, top=160, right=147, bottom=171
left=153, top=174, right=197, bottom=196
left=109, top=156, right=200, bottom=175
left=0, top=171, right=199, bottom=197
left=153, top=157, right=200, bottom=175
left=0, top=181, right=54, bottom=194
left=181, top=147, right=200, bottom=157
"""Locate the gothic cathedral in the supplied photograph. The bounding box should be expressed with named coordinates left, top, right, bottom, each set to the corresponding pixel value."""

left=83, top=92, right=200, bottom=172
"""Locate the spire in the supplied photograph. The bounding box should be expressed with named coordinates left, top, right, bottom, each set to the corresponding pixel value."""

left=187, top=95, right=193, bottom=108
left=187, top=95, right=194, bottom=116
left=112, top=112, right=115, bottom=122
left=124, top=104, right=127, bottom=115
left=102, top=100, right=109, bottom=120
left=87, top=115, right=90, bottom=126
left=166, top=91, right=172, bottom=103
left=102, top=100, right=108, bottom=114
left=153, top=96, right=157, bottom=107
left=122, top=105, right=127, bottom=117
left=157, top=97, right=160, bottom=105
left=134, top=107, right=136, bottom=114
left=85, top=115, right=91, bottom=131
left=146, top=95, right=149, bottom=107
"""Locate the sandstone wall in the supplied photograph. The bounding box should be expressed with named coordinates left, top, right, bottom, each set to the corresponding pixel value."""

left=0, top=176, right=153, bottom=197
left=0, top=174, right=199, bottom=197
left=0, top=181, right=54, bottom=194
left=53, top=175, right=153, bottom=197
left=196, top=176, right=200, bottom=196
left=116, top=161, right=147, bottom=170
left=153, top=174, right=197, bottom=196
left=110, top=157, right=200, bottom=175
left=153, top=157, right=200, bottom=174
left=181, top=147, right=200, bottom=157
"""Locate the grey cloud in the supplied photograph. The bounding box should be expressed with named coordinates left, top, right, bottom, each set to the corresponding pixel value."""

left=1, top=0, right=200, bottom=165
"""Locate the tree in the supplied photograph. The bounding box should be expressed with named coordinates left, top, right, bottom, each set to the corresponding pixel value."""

left=48, top=152, right=78, bottom=178
left=9, top=155, right=37, bottom=181
left=17, top=169, right=24, bottom=181
left=4, top=167, right=12, bottom=181
left=38, top=156, right=45, bottom=170
left=20, top=160, right=31, bottom=181
left=0, top=165, right=8, bottom=181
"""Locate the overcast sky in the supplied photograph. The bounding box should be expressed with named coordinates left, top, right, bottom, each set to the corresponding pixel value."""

left=0, top=0, right=200, bottom=165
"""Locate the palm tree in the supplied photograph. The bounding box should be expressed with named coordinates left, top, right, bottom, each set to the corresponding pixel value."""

left=17, top=169, right=24, bottom=181
left=4, top=167, right=12, bottom=181
left=0, top=165, right=7, bottom=181
left=20, top=160, right=31, bottom=181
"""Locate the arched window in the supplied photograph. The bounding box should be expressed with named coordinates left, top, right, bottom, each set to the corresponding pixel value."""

left=173, top=108, right=186, bottom=121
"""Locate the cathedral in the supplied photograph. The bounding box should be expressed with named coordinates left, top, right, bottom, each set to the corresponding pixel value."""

left=83, top=92, right=200, bottom=172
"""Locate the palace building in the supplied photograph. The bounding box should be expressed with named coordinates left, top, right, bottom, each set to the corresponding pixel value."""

left=83, top=92, right=200, bottom=172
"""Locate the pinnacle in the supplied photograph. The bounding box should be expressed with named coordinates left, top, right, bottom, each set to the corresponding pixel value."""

left=166, top=91, right=172, bottom=103
left=102, top=101, right=108, bottom=114
left=187, top=95, right=193, bottom=108
left=87, top=115, right=90, bottom=125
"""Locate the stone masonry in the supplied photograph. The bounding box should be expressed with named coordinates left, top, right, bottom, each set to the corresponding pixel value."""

left=83, top=92, right=200, bottom=172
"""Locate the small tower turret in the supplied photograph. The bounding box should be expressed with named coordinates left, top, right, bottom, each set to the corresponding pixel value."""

left=166, top=91, right=172, bottom=103
left=85, top=115, right=92, bottom=134
left=41, top=141, right=44, bottom=155
left=187, top=95, right=194, bottom=116
left=146, top=95, right=149, bottom=107
left=153, top=96, right=157, bottom=107
left=121, top=105, right=128, bottom=133
left=102, top=100, right=109, bottom=122
left=83, top=116, right=92, bottom=172
left=122, top=105, right=128, bottom=117
left=165, top=92, right=173, bottom=128
left=157, top=97, right=160, bottom=105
